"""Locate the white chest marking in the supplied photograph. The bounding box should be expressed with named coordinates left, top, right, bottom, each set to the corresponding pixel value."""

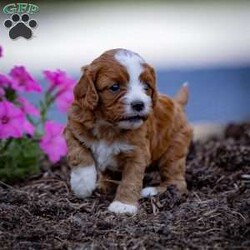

left=90, top=141, right=133, bottom=171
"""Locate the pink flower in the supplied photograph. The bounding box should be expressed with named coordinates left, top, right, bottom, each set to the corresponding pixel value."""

left=0, top=74, right=14, bottom=88
left=43, top=70, right=75, bottom=113
left=23, top=120, right=35, bottom=136
left=43, top=70, right=74, bottom=91
left=39, top=121, right=67, bottom=163
left=0, top=88, right=5, bottom=98
left=17, top=97, right=40, bottom=117
left=43, top=70, right=64, bottom=89
left=0, top=100, right=25, bottom=139
left=55, top=85, right=74, bottom=112
left=9, top=66, right=42, bottom=93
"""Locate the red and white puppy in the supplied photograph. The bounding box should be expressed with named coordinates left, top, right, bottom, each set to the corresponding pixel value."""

left=64, top=49, right=192, bottom=214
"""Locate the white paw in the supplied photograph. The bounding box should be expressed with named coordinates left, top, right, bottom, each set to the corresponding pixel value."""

left=108, top=201, right=138, bottom=214
left=70, top=165, right=97, bottom=199
left=141, top=187, right=158, bottom=197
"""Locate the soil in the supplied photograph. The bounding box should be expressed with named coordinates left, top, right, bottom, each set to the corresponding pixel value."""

left=0, top=123, right=250, bottom=250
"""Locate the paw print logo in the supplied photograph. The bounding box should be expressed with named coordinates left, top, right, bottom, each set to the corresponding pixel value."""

left=4, top=14, right=37, bottom=40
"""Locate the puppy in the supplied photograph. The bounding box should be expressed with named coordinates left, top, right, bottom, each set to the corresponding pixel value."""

left=64, top=49, right=192, bottom=214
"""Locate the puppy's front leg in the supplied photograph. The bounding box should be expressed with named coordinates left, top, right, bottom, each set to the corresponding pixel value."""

left=64, top=128, right=97, bottom=198
left=108, top=154, right=147, bottom=214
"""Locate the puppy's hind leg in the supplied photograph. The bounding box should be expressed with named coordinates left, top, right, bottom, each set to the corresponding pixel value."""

left=159, top=157, right=188, bottom=194
left=97, top=169, right=121, bottom=195
left=141, top=157, right=187, bottom=197
left=141, top=126, right=192, bottom=197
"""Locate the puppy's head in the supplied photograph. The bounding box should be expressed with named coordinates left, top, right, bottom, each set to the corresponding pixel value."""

left=74, top=49, right=157, bottom=130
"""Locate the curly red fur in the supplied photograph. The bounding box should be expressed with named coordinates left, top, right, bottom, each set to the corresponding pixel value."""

left=64, top=48, right=192, bottom=212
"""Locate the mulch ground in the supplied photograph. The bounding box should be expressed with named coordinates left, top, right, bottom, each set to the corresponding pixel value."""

left=0, top=123, right=250, bottom=250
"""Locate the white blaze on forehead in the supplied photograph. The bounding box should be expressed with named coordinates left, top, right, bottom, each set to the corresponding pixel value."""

left=115, top=49, right=145, bottom=83
left=114, top=49, right=152, bottom=115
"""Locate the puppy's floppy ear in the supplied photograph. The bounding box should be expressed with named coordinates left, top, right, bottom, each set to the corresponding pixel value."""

left=73, top=66, right=99, bottom=110
left=148, top=66, right=158, bottom=107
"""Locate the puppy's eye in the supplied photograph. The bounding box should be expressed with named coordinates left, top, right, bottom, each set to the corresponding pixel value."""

left=109, top=83, right=120, bottom=92
left=143, top=82, right=150, bottom=91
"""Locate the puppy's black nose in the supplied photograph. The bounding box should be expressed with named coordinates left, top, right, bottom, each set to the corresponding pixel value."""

left=131, top=101, right=145, bottom=112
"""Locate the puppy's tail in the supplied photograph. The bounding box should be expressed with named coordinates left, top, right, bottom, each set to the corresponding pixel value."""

left=174, top=82, right=189, bottom=107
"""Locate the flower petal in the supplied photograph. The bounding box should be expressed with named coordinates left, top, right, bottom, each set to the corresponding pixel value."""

left=10, top=66, right=42, bottom=93
left=18, top=97, right=40, bottom=117
left=39, top=120, right=67, bottom=163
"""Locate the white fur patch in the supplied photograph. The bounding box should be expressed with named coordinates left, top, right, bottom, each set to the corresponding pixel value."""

left=115, top=49, right=152, bottom=130
left=70, top=165, right=97, bottom=198
left=108, top=201, right=138, bottom=214
left=115, top=49, right=145, bottom=82
left=141, top=187, right=158, bottom=197
left=90, top=141, right=133, bottom=171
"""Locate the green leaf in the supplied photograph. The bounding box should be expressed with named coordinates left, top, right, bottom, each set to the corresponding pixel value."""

left=0, top=138, right=42, bottom=183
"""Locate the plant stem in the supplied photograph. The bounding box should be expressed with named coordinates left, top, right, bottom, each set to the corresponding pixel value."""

left=0, top=138, right=12, bottom=154
left=39, top=91, right=55, bottom=127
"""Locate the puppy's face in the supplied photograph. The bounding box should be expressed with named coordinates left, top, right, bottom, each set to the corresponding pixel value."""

left=74, top=49, right=157, bottom=130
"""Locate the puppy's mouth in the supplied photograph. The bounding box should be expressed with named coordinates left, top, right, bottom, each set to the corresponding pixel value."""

left=119, top=115, right=147, bottom=122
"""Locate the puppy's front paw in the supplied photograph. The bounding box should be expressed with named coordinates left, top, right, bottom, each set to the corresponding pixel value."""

left=141, top=187, right=158, bottom=197
left=108, top=201, right=137, bottom=214
left=70, top=165, right=97, bottom=198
